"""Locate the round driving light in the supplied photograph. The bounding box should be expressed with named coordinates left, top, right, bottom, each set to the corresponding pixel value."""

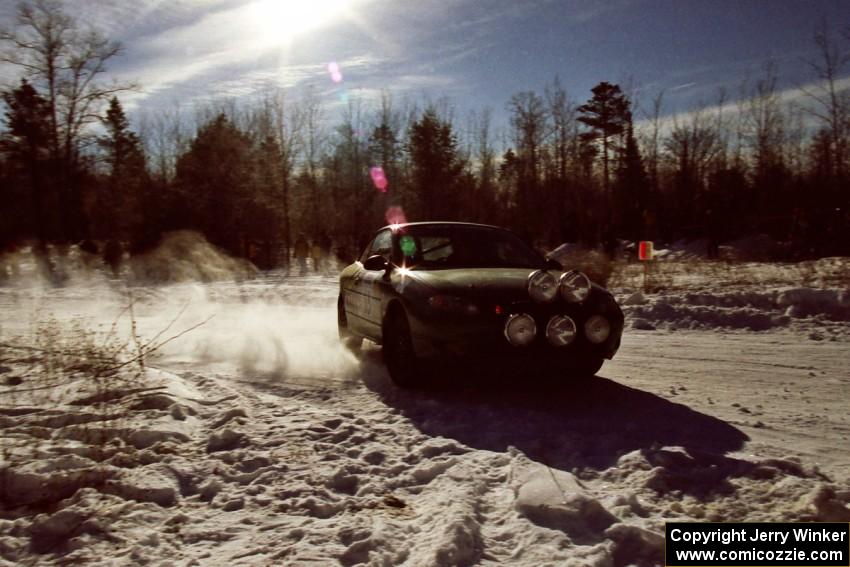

left=504, top=313, right=537, bottom=346
left=527, top=270, right=558, bottom=303
left=546, top=315, right=577, bottom=347
left=584, top=315, right=611, bottom=344
left=559, top=270, right=591, bottom=303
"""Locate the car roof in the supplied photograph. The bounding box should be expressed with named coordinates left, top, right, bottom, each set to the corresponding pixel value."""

left=377, top=221, right=506, bottom=232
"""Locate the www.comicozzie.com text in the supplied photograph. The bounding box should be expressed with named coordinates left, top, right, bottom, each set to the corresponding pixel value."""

left=669, top=526, right=847, bottom=546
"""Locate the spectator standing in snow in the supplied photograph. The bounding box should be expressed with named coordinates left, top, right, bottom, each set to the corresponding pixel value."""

left=311, top=237, right=326, bottom=274
left=103, top=239, right=123, bottom=278
left=294, top=234, right=309, bottom=275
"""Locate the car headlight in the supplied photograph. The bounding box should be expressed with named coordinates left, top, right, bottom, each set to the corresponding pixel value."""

left=429, top=295, right=479, bottom=315
left=584, top=315, right=610, bottom=344
left=559, top=270, right=591, bottom=303
left=545, top=315, right=577, bottom=347
left=504, top=313, right=536, bottom=346
left=527, top=270, right=558, bottom=303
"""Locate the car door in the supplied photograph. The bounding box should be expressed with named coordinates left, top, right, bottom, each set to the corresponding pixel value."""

left=344, top=230, right=392, bottom=338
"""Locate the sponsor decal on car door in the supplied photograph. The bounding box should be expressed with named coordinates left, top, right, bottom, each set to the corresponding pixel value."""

left=344, top=264, right=383, bottom=336
left=343, top=265, right=368, bottom=333
left=359, top=270, right=383, bottom=331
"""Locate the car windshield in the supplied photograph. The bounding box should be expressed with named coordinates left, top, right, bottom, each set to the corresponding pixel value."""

left=395, top=225, right=544, bottom=270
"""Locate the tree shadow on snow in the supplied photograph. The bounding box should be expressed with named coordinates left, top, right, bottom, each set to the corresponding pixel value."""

left=360, top=359, right=750, bottom=474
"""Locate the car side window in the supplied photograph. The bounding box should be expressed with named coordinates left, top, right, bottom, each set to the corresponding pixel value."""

left=360, top=230, right=392, bottom=263
left=421, top=236, right=453, bottom=262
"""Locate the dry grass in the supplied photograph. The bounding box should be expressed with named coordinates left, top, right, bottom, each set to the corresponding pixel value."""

left=0, top=294, right=211, bottom=559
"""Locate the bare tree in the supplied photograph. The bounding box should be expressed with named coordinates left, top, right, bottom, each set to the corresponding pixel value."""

left=641, top=89, right=665, bottom=191
left=713, top=87, right=730, bottom=169
left=508, top=90, right=548, bottom=229
left=801, top=22, right=850, bottom=178
left=137, top=104, right=189, bottom=183
left=469, top=106, right=497, bottom=223
left=664, top=106, right=720, bottom=234
left=0, top=0, right=132, bottom=166
left=742, top=61, right=785, bottom=175
left=784, top=102, right=808, bottom=175
left=299, top=86, right=325, bottom=236
left=546, top=77, right=578, bottom=184
left=269, top=88, right=303, bottom=267
left=337, top=98, right=369, bottom=249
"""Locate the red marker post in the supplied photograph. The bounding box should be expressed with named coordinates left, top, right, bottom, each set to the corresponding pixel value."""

left=638, top=241, right=654, bottom=291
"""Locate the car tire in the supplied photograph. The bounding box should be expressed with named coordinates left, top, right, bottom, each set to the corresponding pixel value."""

left=573, top=355, right=604, bottom=378
left=337, top=296, right=362, bottom=352
left=383, top=308, right=424, bottom=388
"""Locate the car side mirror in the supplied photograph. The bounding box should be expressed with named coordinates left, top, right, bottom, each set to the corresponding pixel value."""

left=363, top=254, right=389, bottom=272
left=545, top=258, right=563, bottom=271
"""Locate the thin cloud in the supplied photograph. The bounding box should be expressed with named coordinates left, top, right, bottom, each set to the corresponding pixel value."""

left=670, top=82, right=697, bottom=92
left=111, top=0, right=381, bottom=107
left=635, top=75, right=850, bottom=138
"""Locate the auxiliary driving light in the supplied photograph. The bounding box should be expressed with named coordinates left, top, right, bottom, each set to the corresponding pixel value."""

left=584, top=315, right=611, bottom=344
left=545, top=315, right=577, bottom=347
left=504, top=313, right=536, bottom=346
left=559, top=270, right=591, bottom=303
left=527, top=270, right=558, bottom=303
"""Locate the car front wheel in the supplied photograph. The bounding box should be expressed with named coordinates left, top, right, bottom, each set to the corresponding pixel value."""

left=383, top=308, right=424, bottom=388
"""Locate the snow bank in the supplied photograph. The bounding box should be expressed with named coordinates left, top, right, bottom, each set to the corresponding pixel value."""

left=622, top=286, right=850, bottom=332
left=653, top=238, right=712, bottom=261
left=719, top=234, right=781, bottom=261
left=129, top=231, right=258, bottom=283
left=0, top=231, right=259, bottom=289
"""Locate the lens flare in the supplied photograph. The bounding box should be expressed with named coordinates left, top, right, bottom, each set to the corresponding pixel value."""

left=370, top=166, right=388, bottom=192
left=385, top=206, right=407, bottom=226
left=328, top=61, right=344, bottom=83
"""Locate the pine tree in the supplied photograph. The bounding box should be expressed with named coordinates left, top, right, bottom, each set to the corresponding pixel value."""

left=614, top=117, right=650, bottom=240
left=0, top=79, right=56, bottom=243
left=96, top=97, right=151, bottom=247
left=577, top=82, right=630, bottom=196
left=1, top=0, right=133, bottom=243
left=407, top=108, right=462, bottom=221
left=175, top=114, right=257, bottom=256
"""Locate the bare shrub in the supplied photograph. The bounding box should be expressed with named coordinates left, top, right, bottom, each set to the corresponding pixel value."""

left=0, top=294, right=209, bottom=560
left=556, top=249, right=615, bottom=288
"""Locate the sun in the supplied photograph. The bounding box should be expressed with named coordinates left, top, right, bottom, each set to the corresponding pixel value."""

left=244, top=0, right=357, bottom=49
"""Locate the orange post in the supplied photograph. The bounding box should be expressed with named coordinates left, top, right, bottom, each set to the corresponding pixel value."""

left=639, top=241, right=653, bottom=292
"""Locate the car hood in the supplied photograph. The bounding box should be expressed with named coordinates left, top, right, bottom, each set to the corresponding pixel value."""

left=407, top=267, right=541, bottom=300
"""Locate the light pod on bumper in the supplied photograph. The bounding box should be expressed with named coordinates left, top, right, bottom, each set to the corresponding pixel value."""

left=559, top=270, right=591, bottom=303
left=545, top=315, right=577, bottom=347
left=504, top=313, right=536, bottom=346
left=527, top=270, right=558, bottom=303
left=584, top=314, right=611, bottom=344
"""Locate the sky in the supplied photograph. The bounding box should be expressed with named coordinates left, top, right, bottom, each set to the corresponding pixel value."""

left=1, top=0, right=849, bottom=131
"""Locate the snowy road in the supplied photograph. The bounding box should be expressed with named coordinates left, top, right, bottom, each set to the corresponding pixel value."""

left=605, top=331, right=850, bottom=478
left=1, top=270, right=849, bottom=566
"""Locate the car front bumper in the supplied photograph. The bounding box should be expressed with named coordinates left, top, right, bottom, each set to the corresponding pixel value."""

left=408, top=296, right=624, bottom=363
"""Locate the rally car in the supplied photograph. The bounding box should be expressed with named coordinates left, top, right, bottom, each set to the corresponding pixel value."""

left=337, top=222, right=624, bottom=387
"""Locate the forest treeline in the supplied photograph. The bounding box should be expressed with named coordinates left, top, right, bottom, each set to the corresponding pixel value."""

left=1, top=0, right=848, bottom=273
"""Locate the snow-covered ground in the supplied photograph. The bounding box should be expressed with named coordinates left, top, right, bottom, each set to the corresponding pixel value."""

left=1, top=252, right=849, bottom=566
